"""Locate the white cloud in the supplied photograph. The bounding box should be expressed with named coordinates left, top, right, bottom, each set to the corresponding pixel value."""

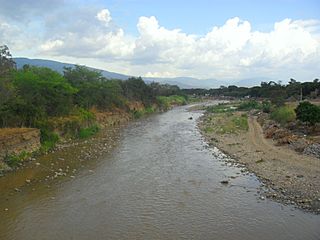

left=96, top=9, right=112, bottom=26
left=40, top=39, right=64, bottom=51
left=1, top=6, right=319, bottom=81
left=145, top=71, right=177, bottom=78
left=0, top=18, right=37, bottom=51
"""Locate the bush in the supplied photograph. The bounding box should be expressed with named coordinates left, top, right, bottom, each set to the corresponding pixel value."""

left=238, top=100, right=260, bottom=111
left=78, top=125, right=100, bottom=139
left=270, top=96, right=285, bottom=107
left=156, top=95, right=186, bottom=110
left=262, top=100, right=272, bottom=113
left=295, top=101, right=320, bottom=125
left=132, top=110, right=144, bottom=119
left=270, top=106, right=296, bottom=125
left=40, top=129, right=59, bottom=152
left=207, top=103, right=236, bottom=113
left=5, top=151, right=31, bottom=167
left=232, top=114, right=249, bottom=131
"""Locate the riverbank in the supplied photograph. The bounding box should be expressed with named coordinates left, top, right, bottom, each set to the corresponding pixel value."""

left=199, top=109, right=320, bottom=214
left=2, top=104, right=320, bottom=239
left=0, top=96, right=188, bottom=174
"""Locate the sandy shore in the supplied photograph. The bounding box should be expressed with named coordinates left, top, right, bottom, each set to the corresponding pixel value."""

left=199, top=112, right=320, bottom=213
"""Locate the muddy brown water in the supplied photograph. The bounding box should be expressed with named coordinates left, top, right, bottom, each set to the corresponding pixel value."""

left=0, top=105, right=319, bottom=240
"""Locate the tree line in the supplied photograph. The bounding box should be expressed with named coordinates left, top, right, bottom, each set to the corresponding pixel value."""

left=0, top=45, right=183, bottom=128
left=183, top=79, right=320, bottom=105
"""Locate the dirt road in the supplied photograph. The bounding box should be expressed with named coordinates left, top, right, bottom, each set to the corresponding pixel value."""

left=200, top=113, right=320, bottom=213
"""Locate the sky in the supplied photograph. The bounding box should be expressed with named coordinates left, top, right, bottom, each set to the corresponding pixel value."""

left=0, top=0, right=319, bottom=81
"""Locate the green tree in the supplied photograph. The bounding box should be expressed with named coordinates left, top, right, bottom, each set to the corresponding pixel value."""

left=295, top=101, right=320, bottom=125
left=13, top=66, right=77, bottom=119
left=122, top=77, right=154, bottom=105
left=63, top=65, right=103, bottom=87
left=0, top=45, right=16, bottom=105
left=0, top=45, right=16, bottom=75
left=0, top=45, right=19, bottom=127
left=64, top=66, right=125, bottom=110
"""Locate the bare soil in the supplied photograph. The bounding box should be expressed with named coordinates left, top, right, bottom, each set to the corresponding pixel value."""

left=199, top=113, right=320, bottom=213
left=0, top=128, right=37, bottom=138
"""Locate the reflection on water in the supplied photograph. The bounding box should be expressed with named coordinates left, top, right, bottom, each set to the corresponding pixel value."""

left=1, top=105, right=319, bottom=240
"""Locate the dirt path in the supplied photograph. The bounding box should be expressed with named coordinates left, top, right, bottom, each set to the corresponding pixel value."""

left=248, top=116, right=319, bottom=172
left=200, top=113, right=320, bottom=213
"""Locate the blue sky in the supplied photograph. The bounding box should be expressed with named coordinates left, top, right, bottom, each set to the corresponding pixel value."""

left=105, top=0, right=320, bottom=34
left=0, top=0, right=319, bottom=81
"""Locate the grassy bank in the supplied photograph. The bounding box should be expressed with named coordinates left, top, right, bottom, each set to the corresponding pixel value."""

left=156, top=95, right=187, bottom=110
left=203, top=111, right=248, bottom=135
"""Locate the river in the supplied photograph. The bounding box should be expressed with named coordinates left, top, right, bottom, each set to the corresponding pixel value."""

left=0, top=105, right=319, bottom=239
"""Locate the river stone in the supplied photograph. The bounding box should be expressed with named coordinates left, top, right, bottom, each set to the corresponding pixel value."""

left=303, top=143, right=320, bottom=158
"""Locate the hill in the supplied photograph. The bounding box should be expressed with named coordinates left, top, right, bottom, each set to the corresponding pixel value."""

left=14, top=58, right=271, bottom=88
left=14, top=58, right=130, bottom=80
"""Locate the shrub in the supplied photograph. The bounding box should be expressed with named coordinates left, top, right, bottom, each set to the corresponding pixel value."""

left=40, top=129, right=59, bottom=152
left=238, top=100, right=260, bottom=111
left=78, top=125, right=100, bottom=139
left=270, top=106, right=296, bottom=125
left=132, top=110, right=144, bottom=119
left=270, top=96, right=286, bottom=107
left=5, top=151, right=31, bottom=167
left=156, top=95, right=186, bottom=110
left=262, top=100, right=272, bottom=113
left=145, top=106, right=156, bottom=114
left=207, top=103, right=236, bottom=113
left=295, top=101, right=320, bottom=125
left=232, top=114, right=248, bottom=131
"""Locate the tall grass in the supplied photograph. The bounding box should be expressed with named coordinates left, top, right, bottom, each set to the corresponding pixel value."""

left=4, top=151, right=31, bottom=167
left=206, top=103, right=236, bottom=113
left=78, top=125, right=100, bottom=139
left=205, top=113, right=248, bottom=134
left=270, top=105, right=296, bottom=125
left=156, top=95, right=187, bottom=110
left=237, top=100, right=261, bottom=111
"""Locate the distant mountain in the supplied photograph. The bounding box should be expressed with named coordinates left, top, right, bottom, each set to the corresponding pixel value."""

left=234, top=78, right=271, bottom=87
left=14, top=57, right=272, bottom=89
left=14, top=58, right=130, bottom=80
left=144, top=77, right=229, bottom=89
left=233, top=78, right=288, bottom=87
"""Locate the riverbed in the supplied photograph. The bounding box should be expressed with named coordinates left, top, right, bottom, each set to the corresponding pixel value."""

left=0, top=105, right=319, bottom=239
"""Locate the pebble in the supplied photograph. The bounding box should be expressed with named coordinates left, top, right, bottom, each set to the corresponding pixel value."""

left=4, top=208, right=8, bottom=211
left=25, top=179, right=31, bottom=184
left=35, top=162, right=40, bottom=166
left=220, top=180, right=229, bottom=184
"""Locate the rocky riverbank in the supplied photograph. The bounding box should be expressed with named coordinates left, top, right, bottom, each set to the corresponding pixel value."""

left=199, top=111, right=320, bottom=214
left=0, top=128, right=41, bottom=171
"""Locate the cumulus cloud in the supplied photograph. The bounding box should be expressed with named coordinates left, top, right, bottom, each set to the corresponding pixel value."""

left=96, top=9, right=112, bottom=26
left=1, top=5, right=319, bottom=80
left=40, top=39, right=64, bottom=51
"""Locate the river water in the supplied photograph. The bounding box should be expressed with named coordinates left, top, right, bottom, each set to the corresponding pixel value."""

left=0, top=105, right=319, bottom=239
